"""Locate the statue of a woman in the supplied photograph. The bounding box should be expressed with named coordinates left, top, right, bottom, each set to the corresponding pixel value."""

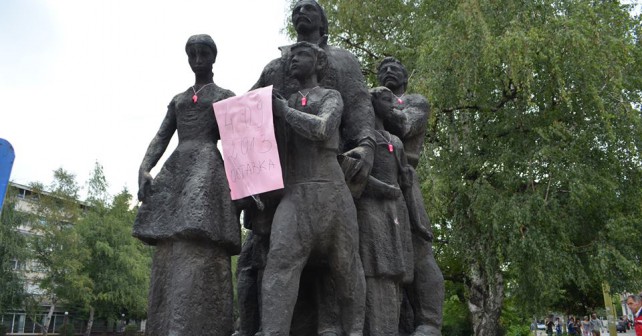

left=133, top=34, right=240, bottom=336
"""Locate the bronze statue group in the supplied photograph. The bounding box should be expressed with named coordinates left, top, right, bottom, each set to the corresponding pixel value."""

left=133, top=1, right=444, bottom=336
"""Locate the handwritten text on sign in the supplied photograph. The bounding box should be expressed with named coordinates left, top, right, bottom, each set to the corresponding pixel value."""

left=213, top=85, right=283, bottom=200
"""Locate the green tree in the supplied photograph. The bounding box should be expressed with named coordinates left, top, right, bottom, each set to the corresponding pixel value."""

left=0, top=188, right=28, bottom=314
left=315, top=0, right=642, bottom=334
left=29, top=169, right=91, bottom=335
left=73, top=163, right=150, bottom=336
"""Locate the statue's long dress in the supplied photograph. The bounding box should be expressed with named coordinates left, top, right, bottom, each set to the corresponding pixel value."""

left=133, top=85, right=240, bottom=336
left=357, top=130, right=414, bottom=336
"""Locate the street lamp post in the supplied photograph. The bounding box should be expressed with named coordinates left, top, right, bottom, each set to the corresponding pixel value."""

left=63, top=311, right=68, bottom=335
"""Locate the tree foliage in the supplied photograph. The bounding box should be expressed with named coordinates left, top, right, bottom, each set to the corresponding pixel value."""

left=315, top=0, right=642, bottom=333
left=18, top=164, right=150, bottom=333
left=74, top=163, right=150, bottom=325
left=0, top=188, right=28, bottom=313
left=29, top=170, right=91, bottom=302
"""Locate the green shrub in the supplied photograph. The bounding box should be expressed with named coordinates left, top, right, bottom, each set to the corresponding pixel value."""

left=124, top=323, right=139, bottom=336
left=505, top=324, right=532, bottom=336
left=441, top=294, right=473, bottom=336
left=57, top=324, right=75, bottom=336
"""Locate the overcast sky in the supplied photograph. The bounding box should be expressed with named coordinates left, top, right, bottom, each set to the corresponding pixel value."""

left=0, top=0, right=292, bottom=199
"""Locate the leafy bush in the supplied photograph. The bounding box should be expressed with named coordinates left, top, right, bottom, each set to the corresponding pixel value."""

left=58, top=324, right=75, bottom=336
left=505, top=324, right=532, bottom=336
left=124, top=323, right=139, bottom=335
left=441, top=294, right=473, bottom=336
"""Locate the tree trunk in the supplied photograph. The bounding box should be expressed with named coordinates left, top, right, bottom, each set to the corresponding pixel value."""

left=84, top=306, right=95, bottom=336
left=467, top=261, right=504, bottom=336
left=42, top=301, right=56, bottom=336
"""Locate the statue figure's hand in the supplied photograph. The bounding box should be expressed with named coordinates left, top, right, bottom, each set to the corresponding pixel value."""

left=342, top=145, right=374, bottom=191
left=233, top=196, right=252, bottom=211
left=137, top=171, right=153, bottom=203
left=390, top=185, right=402, bottom=199
left=413, top=220, right=433, bottom=242
left=370, top=87, right=394, bottom=116
left=272, top=91, right=288, bottom=117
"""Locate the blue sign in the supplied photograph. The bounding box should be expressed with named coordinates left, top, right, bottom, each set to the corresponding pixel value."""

left=0, top=138, right=16, bottom=212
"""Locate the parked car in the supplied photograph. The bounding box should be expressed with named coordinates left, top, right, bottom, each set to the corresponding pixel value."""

left=616, top=321, right=627, bottom=333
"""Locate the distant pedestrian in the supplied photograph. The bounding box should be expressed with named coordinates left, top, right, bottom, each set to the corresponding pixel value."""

left=568, top=317, right=578, bottom=335
left=590, top=313, right=604, bottom=336
left=555, top=317, right=562, bottom=336
left=624, top=315, right=632, bottom=330
left=626, top=294, right=642, bottom=336
left=581, top=316, right=592, bottom=336
left=575, top=317, right=582, bottom=335
left=546, top=316, right=554, bottom=336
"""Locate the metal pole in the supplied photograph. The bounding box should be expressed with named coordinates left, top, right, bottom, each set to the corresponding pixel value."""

left=602, top=282, right=617, bottom=336
left=63, top=311, right=69, bottom=335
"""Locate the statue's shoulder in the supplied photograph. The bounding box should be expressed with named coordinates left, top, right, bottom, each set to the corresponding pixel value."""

left=317, top=88, right=343, bottom=110
left=170, top=90, right=188, bottom=106
left=263, top=57, right=283, bottom=72
left=322, top=45, right=366, bottom=93
left=325, top=45, right=357, bottom=61
left=404, top=93, right=429, bottom=111
left=319, top=87, right=341, bottom=99
left=255, top=56, right=289, bottom=90
left=324, top=87, right=341, bottom=97
left=325, top=45, right=360, bottom=70
left=215, top=85, right=236, bottom=100
left=262, top=53, right=288, bottom=76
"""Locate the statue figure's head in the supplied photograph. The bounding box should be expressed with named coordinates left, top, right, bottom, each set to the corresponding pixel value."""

left=292, top=0, right=329, bottom=44
left=185, top=34, right=218, bottom=74
left=288, top=41, right=328, bottom=81
left=377, top=57, right=408, bottom=92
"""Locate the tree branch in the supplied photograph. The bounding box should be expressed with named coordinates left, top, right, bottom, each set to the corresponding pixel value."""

left=338, top=36, right=380, bottom=61
left=443, top=272, right=468, bottom=284
left=442, top=80, right=518, bottom=113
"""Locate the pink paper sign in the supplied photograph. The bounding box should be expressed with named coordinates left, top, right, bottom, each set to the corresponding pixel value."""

left=213, top=85, right=284, bottom=200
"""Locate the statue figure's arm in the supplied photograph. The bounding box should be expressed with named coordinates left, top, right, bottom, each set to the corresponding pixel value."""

left=392, top=135, right=431, bottom=240
left=400, top=96, right=430, bottom=139
left=137, top=101, right=177, bottom=202
left=335, top=51, right=376, bottom=153
left=395, top=139, right=413, bottom=191
left=384, top=99, right=429, bottom=140
left=281, top=90, right=343, bottom=142
left=403, top=165, right=433, bottom=241
left=330, top=49, right=376, bottom=195
left=364, top=176, right=401, bottom=199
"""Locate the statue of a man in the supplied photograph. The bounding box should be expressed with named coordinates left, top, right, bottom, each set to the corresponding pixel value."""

left=258, top=41, right=366, bottom=336
left=236, top=1, right=375, bottom=335
left=371, top=57, right=444, bottom=336
left=133, top=34, right=240, bottom=336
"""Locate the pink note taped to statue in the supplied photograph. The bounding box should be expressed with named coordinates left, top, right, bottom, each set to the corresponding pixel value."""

left=213, top=85, right=284, bottom=200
